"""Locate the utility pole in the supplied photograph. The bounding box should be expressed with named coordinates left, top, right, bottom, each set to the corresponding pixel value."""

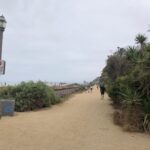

left=0, top=15, right=6, bottom=74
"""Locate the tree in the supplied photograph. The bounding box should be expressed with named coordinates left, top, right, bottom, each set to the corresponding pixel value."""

left=135, top=34, right=147, bottom=51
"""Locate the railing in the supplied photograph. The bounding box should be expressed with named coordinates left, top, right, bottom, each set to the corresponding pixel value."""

left=53, top=86, right=80, bottom=97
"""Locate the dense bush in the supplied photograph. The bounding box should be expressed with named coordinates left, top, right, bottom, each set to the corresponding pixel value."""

left=101, top=34, right=150, bottom=132
left=0, top=86, right=14, bottom=99
left=78, top=85, right=86, bottom=92
left=0, top=81, right=60, bottom=112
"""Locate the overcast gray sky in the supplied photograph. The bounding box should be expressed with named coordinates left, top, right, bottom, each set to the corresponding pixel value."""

left=0, top=0, right=150, bottom=83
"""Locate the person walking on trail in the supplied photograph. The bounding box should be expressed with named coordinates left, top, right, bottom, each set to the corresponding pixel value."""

left=96, top=84, right=99, bottom=89
left=90, top=87, right=93, bottom=93
left=99, top=80, right=106, bottom=98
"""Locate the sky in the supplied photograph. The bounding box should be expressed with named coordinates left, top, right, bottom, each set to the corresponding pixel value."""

left=0, top=0, right=150, bottom=84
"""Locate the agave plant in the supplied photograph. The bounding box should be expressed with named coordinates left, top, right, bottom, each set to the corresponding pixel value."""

left=120, top=87, right=142, bottom=106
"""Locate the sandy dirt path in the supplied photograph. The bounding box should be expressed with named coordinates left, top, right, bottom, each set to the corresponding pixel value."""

left=0, top=86, right=150, bottom=150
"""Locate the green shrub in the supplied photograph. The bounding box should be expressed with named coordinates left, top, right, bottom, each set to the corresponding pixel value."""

left=144, top=100, right=150, bottom=114
left=78, top=85, right=86, bottom=92
left=101, top=34, right=150, bottom=132
left=0, top=86, right=14, bottom=99
left=0, top=81, right=60, bottom=112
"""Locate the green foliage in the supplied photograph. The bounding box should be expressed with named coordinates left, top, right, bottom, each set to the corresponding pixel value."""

left=144, top=101, right=150, bottom=114
left=78, top=85, right=86, bottom=91
left=104, top=55, right=130, bottom=81
left=101, top=34, right=150, bottom=132
left=0, top=86, right=14, bottom=99
left=135, top=34, right=147, bottom=46
left=121, top=87, right=142, bottom=106
left=0, top=81, right=60, bottom=112
left=126, top=46, right=142, bottom=62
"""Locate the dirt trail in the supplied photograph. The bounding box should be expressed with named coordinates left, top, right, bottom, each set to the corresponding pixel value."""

left=0, top=86, right=150, bottom=150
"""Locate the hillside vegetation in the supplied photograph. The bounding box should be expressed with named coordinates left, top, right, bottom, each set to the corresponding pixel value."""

left=101, top=34, right=150, bottom=132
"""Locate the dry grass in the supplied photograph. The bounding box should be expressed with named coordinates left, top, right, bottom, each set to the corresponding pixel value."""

left=113, top=106, right=143, bottom=132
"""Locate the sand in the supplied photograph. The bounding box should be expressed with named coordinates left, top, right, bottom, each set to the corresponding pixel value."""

left=0, top=86, right=150, bottom=150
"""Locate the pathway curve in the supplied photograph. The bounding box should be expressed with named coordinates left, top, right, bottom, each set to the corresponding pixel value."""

left=0, top=86, right=150, bottom=150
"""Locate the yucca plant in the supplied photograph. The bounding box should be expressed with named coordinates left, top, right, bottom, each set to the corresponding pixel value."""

left=120, top=87, right=142, bottom=106
left=135, top=34, right=147, bottom=51
left=126, top=46, right=142, bottom=63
